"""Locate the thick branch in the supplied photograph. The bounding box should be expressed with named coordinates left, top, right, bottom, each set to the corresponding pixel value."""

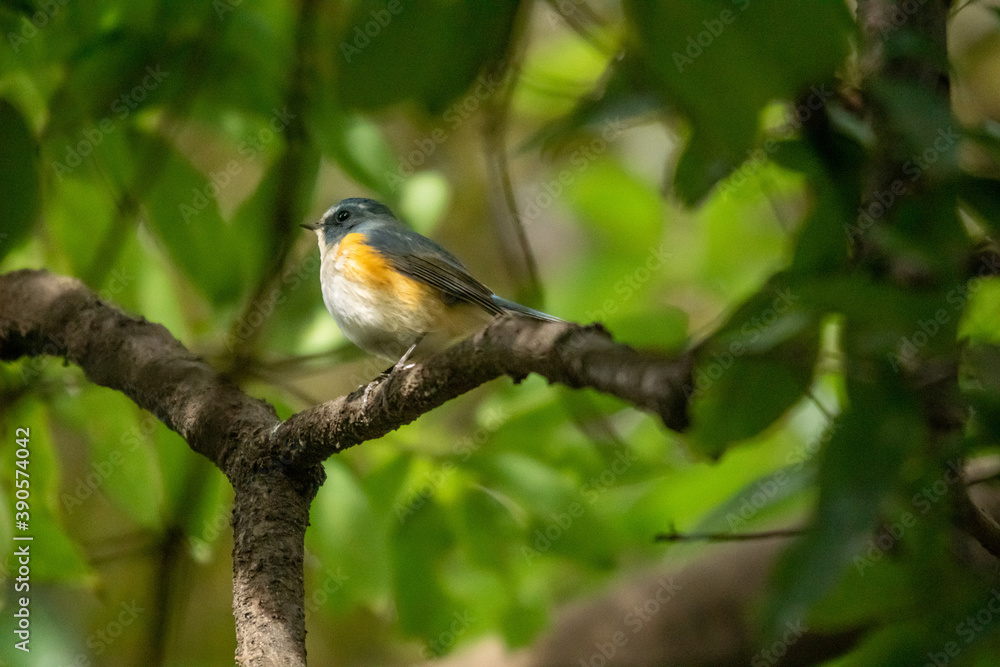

left=277, top=318, right=692, bottom=468
left=0, top=268, right=277, bottom=470
left=0, top=270, right=692, bottom=471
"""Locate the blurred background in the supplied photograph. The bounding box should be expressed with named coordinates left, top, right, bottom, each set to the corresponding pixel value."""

left=3, top=0, right=1000, bottom=665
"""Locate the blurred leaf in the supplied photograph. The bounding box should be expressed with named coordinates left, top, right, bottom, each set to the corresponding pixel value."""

left=308, top=459, right=390, bottom=609
left=140, top=132, right=246, bottom=305
left=694, top=462, right=814, bottom=532
left=959, top=175, right=1000, bottom=236
left=522, top=52, right=663, bottom=153
left=228, top=144, right=322, bottom=289
left=45, top=175, right=117, bottom=277
left=0, top=0, right=34, bottom=16
left=45, top=30, right=166, bottom=137
left=962, top=343, right=1000, bottom=446
left=1, top=402, right=91, bottom=584
left=690, top=285, right=819, bottom=456
left=957, top=277, right=1000, bottom=345
left=623, top=0, right=852, bottom=203
left=307, top=100, right=399, bottom=200
left=390, top=499, right=460, bottom=641
left=768, top=378, right=921, bottom=637
left=566, top=159, right=664, bottom=259
left=604, top=306, right=688, bottom=352
left=512, top=28, right=610, bottom=122
left=0, top=99, right=39, bottom=262
left=336, top=0, right=519, bottom=114
left=58, top=386, right=164, bottom=530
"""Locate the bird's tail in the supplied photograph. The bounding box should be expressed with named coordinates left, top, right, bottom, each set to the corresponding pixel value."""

left=492, top=295, right=562, bottom=322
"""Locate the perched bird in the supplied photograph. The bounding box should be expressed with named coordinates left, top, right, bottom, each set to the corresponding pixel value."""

left=302, top=198, right=560, bottom=368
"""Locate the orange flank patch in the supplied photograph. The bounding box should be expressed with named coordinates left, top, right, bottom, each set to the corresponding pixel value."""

left=334, top=232, right=430, bottom=309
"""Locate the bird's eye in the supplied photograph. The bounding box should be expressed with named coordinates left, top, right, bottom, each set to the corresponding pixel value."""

left=336, top=210, right=350, bottom=222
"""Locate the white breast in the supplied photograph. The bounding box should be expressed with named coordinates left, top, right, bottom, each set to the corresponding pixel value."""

left=319, top=247, right=426, bottom=360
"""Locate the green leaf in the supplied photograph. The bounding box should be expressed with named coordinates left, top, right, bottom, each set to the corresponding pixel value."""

left=44, top=174, right=116, bottom=277
left=308, top=459, right=390, bottom=609
left=565, top=159, right=664, bottom=259
left=690, top=354, right=815, bottom=458
left=959, top=175, right=1000, bottom=236
left=623, top=0, right=852, bottom=203
left=768, top=378, right=922, bottom=636
left=962, top=343, right=1000, bottom=446
left=1, top=402, right=92, bottom=584
left=336, top=0, right=519, bottom=114
left=228, top=145, right=321, bottom=290
left=55, top=386, right=164, bottom=530
left=694, top=462, right=814, bottom=532
left=521, top=52, right=663, bottom=154
left=307, top=101, right=400, bottom=200
left=390, top=499, right=460, bottom=642
left=140, top=133, right=246, bottom=306
left=0, top=99, right=39, bottom=262
left=689, top=279, right=820, bottom=456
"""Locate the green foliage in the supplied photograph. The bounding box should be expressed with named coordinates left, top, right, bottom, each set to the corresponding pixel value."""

left=623, top=0, right=853, bottom=203
left=4, top=1, right=1000, bottom=665
left=336, top=0, right=520, bottom=114
left=0, top=100, right=39, bottom=262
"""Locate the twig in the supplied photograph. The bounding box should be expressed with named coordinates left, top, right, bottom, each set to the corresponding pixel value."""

left=655, top=527, right=804, bottom=543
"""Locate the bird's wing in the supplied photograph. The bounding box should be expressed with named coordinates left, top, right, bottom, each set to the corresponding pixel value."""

left=367, top=226, right=505, bottom=315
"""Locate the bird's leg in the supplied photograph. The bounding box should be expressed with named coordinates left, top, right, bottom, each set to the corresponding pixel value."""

left=393, top=335, right=424, bottom=373
left=361, top=335, right=425, bottom=408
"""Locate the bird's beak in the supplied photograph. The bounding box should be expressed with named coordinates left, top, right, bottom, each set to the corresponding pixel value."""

left=300, top=222, right=319, bottom=231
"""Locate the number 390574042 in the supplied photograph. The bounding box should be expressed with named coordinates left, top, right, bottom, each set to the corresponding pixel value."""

left=14, top=428, right=30, bottom=520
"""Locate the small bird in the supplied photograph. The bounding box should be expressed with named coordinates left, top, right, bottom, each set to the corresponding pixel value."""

left=302, top=198, right=560, bottom=368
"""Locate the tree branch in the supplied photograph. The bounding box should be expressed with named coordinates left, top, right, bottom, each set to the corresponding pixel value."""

left=0, top=267, right=693, bottom=665
left=277, top=317, right=692, bottom=468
